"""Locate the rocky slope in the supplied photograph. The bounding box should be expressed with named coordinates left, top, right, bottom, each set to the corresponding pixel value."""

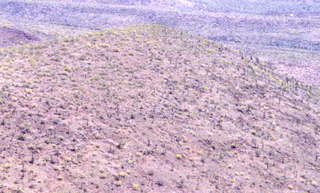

left=0, top=25, right=319, bottom=193
left=1, top=0, right=320, bottom=85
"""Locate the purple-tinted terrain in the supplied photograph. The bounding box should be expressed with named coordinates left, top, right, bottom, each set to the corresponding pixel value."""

left=0, top=2, right=320, bottom=193
left=0, top=26, right=39, bottom=47
left=0, top=0, right=319, bottom=85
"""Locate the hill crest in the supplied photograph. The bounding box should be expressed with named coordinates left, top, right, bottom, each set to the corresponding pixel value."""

left=0, top=25, right=319, bottom=193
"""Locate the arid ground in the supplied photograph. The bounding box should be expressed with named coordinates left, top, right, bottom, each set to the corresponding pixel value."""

left=0, top=25, right=319, bottom=193
left=1, top=0, right=320, bottom=85
left=0, top=0, right=320, bottom=193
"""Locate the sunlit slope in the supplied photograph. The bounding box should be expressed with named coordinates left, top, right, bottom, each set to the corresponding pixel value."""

left=0, top=25, right=319, bottom=193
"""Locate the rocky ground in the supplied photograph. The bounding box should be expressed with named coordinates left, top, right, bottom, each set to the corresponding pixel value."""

left=0, top=25, right=319, bottom=193
left=1, top=0, right=320, bottom=86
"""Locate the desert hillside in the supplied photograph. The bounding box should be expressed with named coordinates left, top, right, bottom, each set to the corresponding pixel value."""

left=1, top=0, right=320, bottom=85
left=0, top=25, right=319, bottom=193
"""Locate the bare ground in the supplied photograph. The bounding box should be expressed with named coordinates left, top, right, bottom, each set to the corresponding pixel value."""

left=0, top=25, right=319, bottom=193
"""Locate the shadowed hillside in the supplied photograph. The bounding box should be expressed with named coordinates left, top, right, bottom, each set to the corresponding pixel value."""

left=0, top=26, right=39, bottom=47
left=0, top=25, right=319, bottom=193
